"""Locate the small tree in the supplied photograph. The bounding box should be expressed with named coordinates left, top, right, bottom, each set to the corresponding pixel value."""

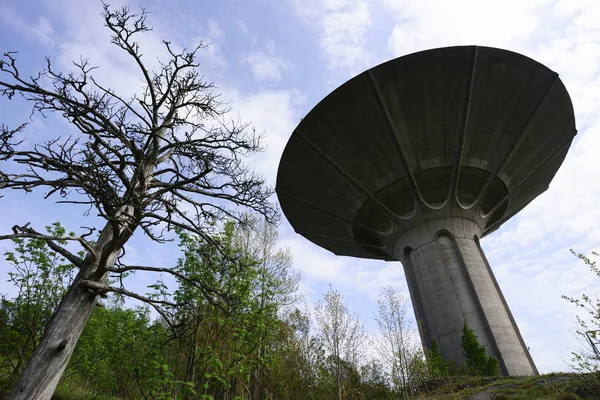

left=235, top=218, right=300, bottom=400
left=268, top=307, right=323, bottom=399
left=374, top=286, right=422, bottom=398
left=461, top=323, right=499, bottom=377
left=426, top=340, right=447, bottom=379
left=0, top=4, right=276, bottom=398
left=164, top=219, right=299, bottom=399
left=315, top=285, right=366, bottom=400
left=562, top=250, right=600, bottom=374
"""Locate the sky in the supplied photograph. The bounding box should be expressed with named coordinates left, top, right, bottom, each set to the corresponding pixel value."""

left=1, top=0, right=600, bottom=374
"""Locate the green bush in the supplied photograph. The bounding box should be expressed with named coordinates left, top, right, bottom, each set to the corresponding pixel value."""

left=462, top=323, right=500, bottom=377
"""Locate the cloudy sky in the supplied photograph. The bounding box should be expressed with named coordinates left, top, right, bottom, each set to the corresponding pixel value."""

left=1, top=0, right=600, bottom=374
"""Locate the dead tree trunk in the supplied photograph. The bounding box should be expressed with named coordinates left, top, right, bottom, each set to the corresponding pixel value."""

left=7, top=218, right=133, bottom=399
left=7, top=265, right=101, bottom=399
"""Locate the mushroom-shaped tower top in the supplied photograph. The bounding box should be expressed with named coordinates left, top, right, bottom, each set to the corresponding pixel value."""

left=277, top=46, right=576, bottom=260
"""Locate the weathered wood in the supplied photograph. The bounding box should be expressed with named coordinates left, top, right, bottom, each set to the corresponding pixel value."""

left=7, top=221, right=128, bottom=399
left=6, top=267, right=99, bottom=399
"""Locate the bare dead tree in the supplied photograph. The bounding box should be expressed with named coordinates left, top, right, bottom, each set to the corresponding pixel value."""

left=0, top=4, right=277, bottom=399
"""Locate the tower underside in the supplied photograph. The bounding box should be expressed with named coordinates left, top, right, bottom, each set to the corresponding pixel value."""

left=395, top=218, right=537, bottom=376
left=276, top=46, right=577, bottom=377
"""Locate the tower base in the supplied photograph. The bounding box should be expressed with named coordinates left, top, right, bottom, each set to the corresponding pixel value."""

left=394, top=218, right=538, bottom=376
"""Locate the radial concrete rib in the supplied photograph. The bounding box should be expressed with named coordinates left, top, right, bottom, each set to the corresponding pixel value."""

left=366, top=70, right=423, bottom=213
left=483, top=135, right=574, bottom=231
left=277, top=190, right=389, bottom=235
left=472, top=74, right=559, bottom=209
left=452, top=47, right=478, bottom=208
left=295, top=129, right=399, bottom=223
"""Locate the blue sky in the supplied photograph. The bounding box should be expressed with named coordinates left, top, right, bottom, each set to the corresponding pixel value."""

left=1, top=0, right=600, bottom=374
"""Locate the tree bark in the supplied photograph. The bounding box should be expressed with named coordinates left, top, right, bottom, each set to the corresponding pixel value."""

left=7, top=221, right=130, bottom=399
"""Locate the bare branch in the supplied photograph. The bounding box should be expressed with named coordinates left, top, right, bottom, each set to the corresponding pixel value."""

left=79, top=279, right=177, bottom=307
left=0, top=224, right=96, bottom=263
left=107, top=264, right=223, bottom=302
left=45, top=240, right=84, bottom=268
left=101, top=3, right=157, bottom=121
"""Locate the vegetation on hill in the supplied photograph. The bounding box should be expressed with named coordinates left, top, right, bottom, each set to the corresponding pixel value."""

left=1, top=220, right=567, bottom=400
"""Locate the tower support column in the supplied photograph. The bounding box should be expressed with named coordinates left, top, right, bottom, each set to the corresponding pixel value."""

left=393, top=218, right=537, bottom=376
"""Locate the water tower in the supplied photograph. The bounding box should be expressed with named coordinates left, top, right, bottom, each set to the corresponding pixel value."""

left=276, top=46, right=576, bottom=376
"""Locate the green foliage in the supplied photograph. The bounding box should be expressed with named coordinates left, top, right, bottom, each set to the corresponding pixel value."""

left=149, top=218, right=299, bottom=400
left=486, top=354, right=500, bottom=377
left=359, top=362, right=391, bottom=400
left=170, top=222, right=268, bottom=397
left=427, top=340, right=448, bottom=378
left=374, top=285, right=423, bottom=397
left=146, top=357, right=196, bottom=400
left=64, top=305, right=196, bottom=399
left=461, top=323, right=500, bottom=377
left=562, top=250, right=600, bottom=395
left=2, top=218, right=525, bottom=399
left=314, top=284, right=367, bottom=400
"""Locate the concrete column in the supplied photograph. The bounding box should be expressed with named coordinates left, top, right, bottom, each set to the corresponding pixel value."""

left=393, top=218, right=537, bottom=376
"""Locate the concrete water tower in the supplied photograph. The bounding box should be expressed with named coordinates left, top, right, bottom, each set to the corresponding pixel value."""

left=276, top=46, right=576, bottom=376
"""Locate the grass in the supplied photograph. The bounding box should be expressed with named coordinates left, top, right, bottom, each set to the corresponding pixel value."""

left=414, top=372, right=600, bottom=399
left=8, top=369, right=599, bottom=399
left=52, top=378, right=123, bottom=400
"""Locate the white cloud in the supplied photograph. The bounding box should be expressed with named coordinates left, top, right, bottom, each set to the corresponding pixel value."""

left=225, top=88, right=305, bottom=184
left=195, top=41, right=229, bottom=71
left=278, top=230, right=409, bottom=304
left=0, top=7, right=56, bottom=47
left=31, top=16, right=55, bottom=46
left=291, top=0, right=374, bottom=77
left=242, top=52, right=291, bottom=82
left=241, top=42, right=293, bottom=82
left=235, top=19, right=258, bottom=44
left=207, top=18, right=224, bottom=40
left=320, top=1, right=372, bottom=73
left=383, top=0, right=551, bottom=55
left=37, top=0, right=175, bottom=101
